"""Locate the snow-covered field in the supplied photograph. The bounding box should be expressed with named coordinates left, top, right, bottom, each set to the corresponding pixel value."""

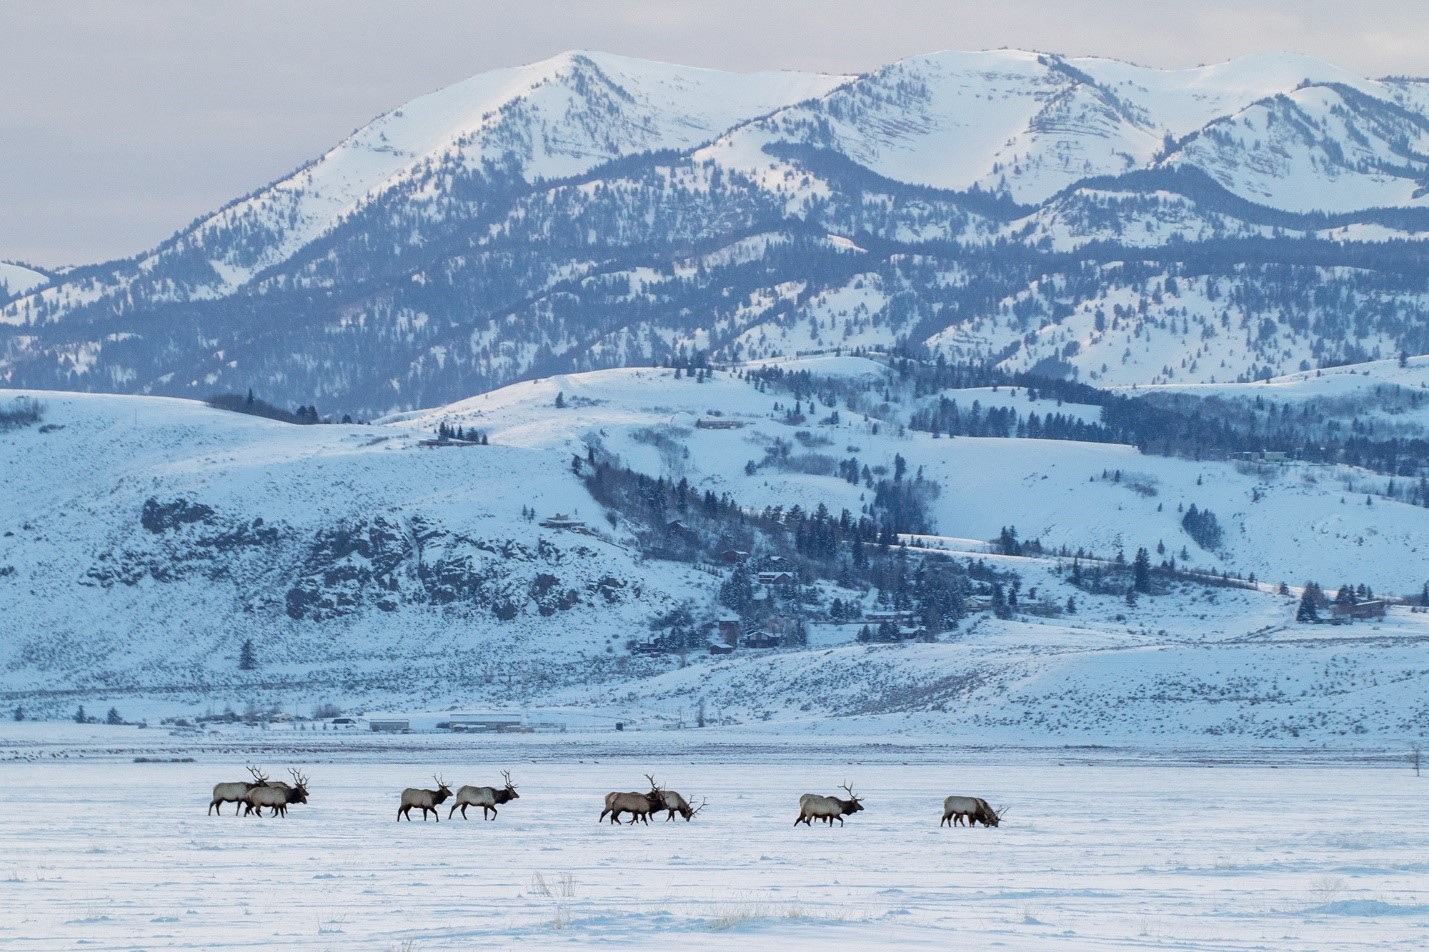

left=3, top=731, right=1427, bottom=951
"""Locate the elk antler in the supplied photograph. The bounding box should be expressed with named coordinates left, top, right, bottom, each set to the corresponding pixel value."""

left=841, top=781, right=856, bottom=798
left=689, top=796, right=709, bottom=818
left=433, top=774, right=446, bottom=788
left=290, top=768, right=308, bottom=787
left=502, top=769, right=516, bottom=788
left=645, top=773, right=662, bottom=792
left=247, top=765, right=269, bottom=785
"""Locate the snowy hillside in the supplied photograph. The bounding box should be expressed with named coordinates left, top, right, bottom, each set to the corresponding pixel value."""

left=6, top=50, right=1429, bottom=414
left=3, top=372, right=1426, bottom=747
left=0, top=261, right=48, bottom=301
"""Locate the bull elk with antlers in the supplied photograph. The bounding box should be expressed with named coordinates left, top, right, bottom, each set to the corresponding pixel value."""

left=940, top=796, right=1003, bottom=828
left=398, top=776, right=452, bottom=821
left=599, top=774, right=665, bottom=825
left=649, top=776, right=706, bottom=821
left=449, top=770, right=520, bottom=820
left=208, top=766, right=270, bottom=816
left=796, top=782, right=865, bottom=827
left=244, top=769, right=309, bottom=817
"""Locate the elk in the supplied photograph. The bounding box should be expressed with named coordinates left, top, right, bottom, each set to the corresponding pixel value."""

left=209, top=766, right=269, bottom=816
left=245, top=769, right=309, bottom=818
left=795, top=782, right=864, bottom=827
left=940, top=796, right=1002, bottom=828
left=652, top=779, right=706, bottom=821
left=398, top=776, right=452, bottom=821
left=599, top=774, right=664, bottom=825
left=449, top=770, right=520, bottom=820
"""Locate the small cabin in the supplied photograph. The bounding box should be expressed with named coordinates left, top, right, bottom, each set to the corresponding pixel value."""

left=1330, top=600, right=1386, bottom=622
left=720, top=549, right=750, bottom=564
left=539, top=513, right=586, bottom=530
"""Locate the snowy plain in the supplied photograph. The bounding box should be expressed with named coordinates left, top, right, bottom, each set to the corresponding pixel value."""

left=2, top=727, right=1427, bottom=951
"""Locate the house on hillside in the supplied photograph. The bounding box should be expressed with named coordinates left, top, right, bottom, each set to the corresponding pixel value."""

left=1330, top=600, right=1386, bottom=622
left=539, top=513, right=585, bottom=530
left=716, top=618, right=740, bottom=646
left=719, top=549, right=750, bottom=564
left=757, top=570, right=796, bottom=586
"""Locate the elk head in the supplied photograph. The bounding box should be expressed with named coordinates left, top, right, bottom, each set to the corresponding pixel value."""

left=434, top=775, right=452, bottom=797
left=502, top=770, right=519, bottom=799
left=841, top=782, right=865, bottom=814
left=289, top=769, right=310, bottom=804
left=985, top=805, right=1004, bottom=827
left=685, top=796, right=708, bottom=820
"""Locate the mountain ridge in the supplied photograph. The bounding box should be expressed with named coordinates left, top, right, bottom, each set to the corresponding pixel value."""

left=6, top=48, right=1429, bottom=416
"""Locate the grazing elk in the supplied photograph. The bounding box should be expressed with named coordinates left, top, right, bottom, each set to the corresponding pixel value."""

left=245, top=769, right=309, bottom=818
left=398, top=776, right=452, bottom=822
left=449, top=770, right=521, bottom=820
left=795, top=782, right=865, bottom=827
left=651, top=778, right=706, bottom=821
left=599, top=775, right=665, bottom=825
left=940, top=796, right=1002, bottom=828
left=209, top=766, right=270, bottom=816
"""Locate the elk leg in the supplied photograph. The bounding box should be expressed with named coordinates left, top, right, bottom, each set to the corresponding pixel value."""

left=486, top=806, right=496, bottom=819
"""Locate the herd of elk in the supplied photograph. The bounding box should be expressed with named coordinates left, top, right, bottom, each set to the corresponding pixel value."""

left=796, top=782, right=865, bottom=826
left=244, top=769, right=309, bottom=817
left=207, top=766, right=311, bottom=818
left=600, top=774, right=705, bottom=825
left=940, top=795, right=1003, bottom=828
left=207, top=768, right=1002, bottom=830
left=449, top=770, right=521, bottom=820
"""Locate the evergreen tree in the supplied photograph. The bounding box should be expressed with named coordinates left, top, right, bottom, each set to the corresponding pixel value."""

left=718, top=563, right=754, bottom=615
left=106, top=706, right=123, bottom=725
left=1133, top=547, right=1152, bottom=594
left=74, top=705, right=87, bottom=724
left=1296, top=586, right=1320, bottom=623
left=554, top=391, right=566, bottom=409
left=12, top=705, right=22, bottom=721
left=238, top=638, right=257, bottom=671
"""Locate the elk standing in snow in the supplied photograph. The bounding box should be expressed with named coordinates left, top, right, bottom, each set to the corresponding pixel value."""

left=209, top=766, right=269, bottom=816
left=651, top=778, right=705, bottom=821
left=599, top=774, right=664, bottom=825
left=398, top=776, right=452, bottom=821
left=940, top=795, right=1002, bottom=828
left=449, top=770, right=520, bottom=820
left=795, top=782, right=864, bottom=827
left=245, top=769, right=309, bottom=818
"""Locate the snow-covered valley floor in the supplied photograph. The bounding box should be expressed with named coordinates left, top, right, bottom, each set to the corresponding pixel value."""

left=3, top=736, right=1426, bottom=950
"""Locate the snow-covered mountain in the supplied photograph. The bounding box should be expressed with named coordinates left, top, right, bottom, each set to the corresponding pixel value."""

left=0, top=261, right=48, bottom=303
left=4, top=362, right=1427, bottom=744
left=5, top=50, right=1429, bottom=417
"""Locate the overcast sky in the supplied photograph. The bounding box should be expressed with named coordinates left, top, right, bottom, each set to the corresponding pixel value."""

left=3, top=0, right=1426, bottom=269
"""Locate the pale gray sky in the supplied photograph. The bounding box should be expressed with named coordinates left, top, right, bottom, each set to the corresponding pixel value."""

left=3, top=0, right=1425, bottom=268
